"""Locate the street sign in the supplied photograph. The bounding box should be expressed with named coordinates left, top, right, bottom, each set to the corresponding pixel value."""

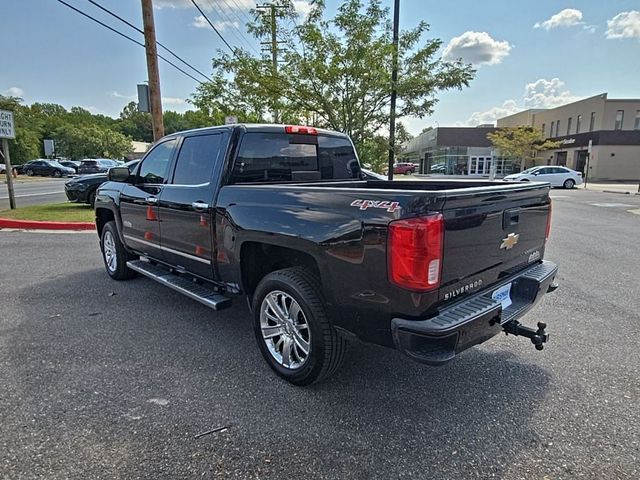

left=225, top=115, right=238, bottom=125
left=44, top=139, right=55, bottom=157
left=137, top=84, right=151, bottom=113
left=0, top=110, right=15, bottom=139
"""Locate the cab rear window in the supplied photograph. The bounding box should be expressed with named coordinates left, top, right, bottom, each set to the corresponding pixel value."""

left=231, top=133, right=360, bottom=184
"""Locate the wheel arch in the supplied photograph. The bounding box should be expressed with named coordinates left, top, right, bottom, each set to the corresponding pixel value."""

left=240, top=241, right=322, bottom=299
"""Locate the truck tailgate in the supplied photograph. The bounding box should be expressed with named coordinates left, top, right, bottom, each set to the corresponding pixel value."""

left=439, top=184, right=551, bottom=303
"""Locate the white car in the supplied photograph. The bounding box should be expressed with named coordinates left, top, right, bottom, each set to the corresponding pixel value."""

left=504, top=166, right=583, bottom=189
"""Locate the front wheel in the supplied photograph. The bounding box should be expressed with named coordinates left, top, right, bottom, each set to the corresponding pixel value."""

left=26, top=169, right=34, bottom=176
left=252, top=267, right=347, bottom=386
left=563, top=179, right=575, bottom=189
left=100, top=221, right=137, bottom=280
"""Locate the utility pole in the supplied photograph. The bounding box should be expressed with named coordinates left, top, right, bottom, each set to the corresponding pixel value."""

left=387, top=0, right=400, bottom=181
left=141, top=0, right=164, bottom=141
left=1, top=139, right=16, bottom=209
left=256, top=3, right=286, bottom=123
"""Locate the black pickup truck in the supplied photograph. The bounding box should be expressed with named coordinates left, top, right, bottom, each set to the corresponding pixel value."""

left=95, top=124, right=558, bottom=385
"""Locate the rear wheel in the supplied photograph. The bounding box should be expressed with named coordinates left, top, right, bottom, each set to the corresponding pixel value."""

left=252, top=267, right=347, bottom=386
left=100, top=221, right=137, bottom=280
left=53, top=170, right=62, bottom=178
left=563, top=178, right=575, bottom=189
left=404, top=169, right=412, bottom=176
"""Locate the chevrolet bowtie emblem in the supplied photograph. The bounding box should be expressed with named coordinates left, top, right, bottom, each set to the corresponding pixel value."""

left=500, top=233, right=519, bottom=250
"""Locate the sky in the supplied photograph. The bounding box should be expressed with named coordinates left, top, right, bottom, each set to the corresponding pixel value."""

left=2, top=0, right=640, bottom=135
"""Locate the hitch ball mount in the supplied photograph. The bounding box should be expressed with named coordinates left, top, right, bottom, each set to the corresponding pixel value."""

left=502, top=320, right=549, bottom=351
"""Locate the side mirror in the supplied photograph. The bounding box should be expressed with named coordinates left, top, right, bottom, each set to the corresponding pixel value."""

left=532, top=171, right=540, bottom=176
left=108, top=166, right=131, bottom=182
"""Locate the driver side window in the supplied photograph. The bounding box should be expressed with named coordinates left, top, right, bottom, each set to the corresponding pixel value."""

left=137, top=139, right=176, bottom=184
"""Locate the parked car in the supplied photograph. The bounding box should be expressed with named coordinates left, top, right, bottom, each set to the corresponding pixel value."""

left=22, top=159, right=75, bottom=177
left=503, top=166, right=583, bottom=189
left=95, top=124, right=557, bottom=386
left=393, top=162, right=417, bottom=175
left=59, top=160, right=80, bottom=173
left=65, top=160, right=140, bottom=207
left=0, top=164, right=6, bottom=174
left=78, top=159, right=120, bottom=175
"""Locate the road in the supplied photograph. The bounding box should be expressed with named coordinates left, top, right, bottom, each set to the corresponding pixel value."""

left=0, top=178, right=67, bottom=209
left=1, top=188, right=639, bottom=479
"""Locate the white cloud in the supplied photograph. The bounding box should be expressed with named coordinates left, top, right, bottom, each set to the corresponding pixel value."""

left=2, top=86, right=24, bottom=97
left=442, top=31, right=512, bottom=66
left=523, top=78, right=580, bottom=108
left=461, top=78, right=582, bottom=126
left=534, top=8, right=583, bottom=30
left=162, top=96, right=187, bottom=105
left=110, top=91, right=135, bottom=100
left=606, top=10, right=640, bottom=40
left=465, top=100, right=521, bottom=126
left=292, top=0, right=313, bottom=19
left=192, top=15, right=208, bottom=29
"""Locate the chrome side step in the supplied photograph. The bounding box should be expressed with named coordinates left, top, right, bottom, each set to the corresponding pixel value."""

left=127, top=260, right=232, bottom=311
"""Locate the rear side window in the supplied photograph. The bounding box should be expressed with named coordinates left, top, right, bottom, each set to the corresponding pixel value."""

left=231, top=132, right=360, bottom=184
left=171, top=134, right=223, bottom=185
left=138, top=139, right=176, bottom=184
left=83, top=161, right=98, bottom=167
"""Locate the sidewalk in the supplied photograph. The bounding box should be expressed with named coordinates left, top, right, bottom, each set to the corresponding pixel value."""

left=580, top=181, right=640, bottom=195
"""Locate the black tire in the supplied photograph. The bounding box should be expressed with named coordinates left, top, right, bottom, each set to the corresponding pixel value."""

left=252, top=267, right=347, bottom=386
left=404, top=170, right=412, bottom=175
left=53, top=170, right=62, bottom=178
left=563, top=178, right=575, bottom=189
left=88, top=189, right=97, bottom=208
left=100, top=221, right=137, bottom=280
left=26, top=169, right=34, bottom=176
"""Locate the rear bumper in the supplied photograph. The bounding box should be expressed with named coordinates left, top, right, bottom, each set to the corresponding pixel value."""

left=391, top=260, right=558, bottom=365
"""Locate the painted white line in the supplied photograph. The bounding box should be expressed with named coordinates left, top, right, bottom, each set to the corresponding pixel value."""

left=550, top=195, right=569, bottom=199
left=627, top=209, right=640, bottom=215
left=0, top=191, right=64, bottom=200
left=590, top=203, right=634, bottom=208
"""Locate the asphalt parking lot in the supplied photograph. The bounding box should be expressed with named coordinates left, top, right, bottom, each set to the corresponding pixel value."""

left=1, top=188, right=639, bottom=479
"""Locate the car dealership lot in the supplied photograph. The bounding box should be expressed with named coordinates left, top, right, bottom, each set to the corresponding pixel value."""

left=1, top=189, right=639, bottom=479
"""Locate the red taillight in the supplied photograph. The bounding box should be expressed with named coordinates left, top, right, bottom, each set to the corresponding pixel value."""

left=285, top=125, right=318, bottom=135
left=545, top=199, right=552, bottom=241
left=387, top=214, right=444, bottom=292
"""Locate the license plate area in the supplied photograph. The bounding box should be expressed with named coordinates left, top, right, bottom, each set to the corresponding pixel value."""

left=492, top=282, right=512, bottom=310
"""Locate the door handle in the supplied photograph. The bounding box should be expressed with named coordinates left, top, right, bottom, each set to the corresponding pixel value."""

left=192, top=201, right=209, bottom=212
left=145, top=196, right=158, bottom=205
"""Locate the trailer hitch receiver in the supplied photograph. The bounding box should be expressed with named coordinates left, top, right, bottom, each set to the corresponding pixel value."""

left=503, top=321, right=549, bottom=351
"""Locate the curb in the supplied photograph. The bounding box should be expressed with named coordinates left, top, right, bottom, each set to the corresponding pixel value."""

left=0, top=217, right=95, bottom=231
left=601, top=190, right=631, bottom=195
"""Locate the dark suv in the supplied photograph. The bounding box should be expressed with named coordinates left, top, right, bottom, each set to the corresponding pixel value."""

left=78, top=159, right=120, bottom=175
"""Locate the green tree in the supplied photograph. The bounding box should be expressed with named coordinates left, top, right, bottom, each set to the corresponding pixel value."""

left=0, top=95, right=44, bottom=164
left=53, top=124, right=132, bottom=159
left=117, top=101, right=153, bottom=142
left=487, top=127, right=561, bottom=171
left=193, top=0, right=475, bottom=156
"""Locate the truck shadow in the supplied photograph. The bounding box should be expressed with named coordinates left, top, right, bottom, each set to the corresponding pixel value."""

left=8, top=269, right=552, bottom=479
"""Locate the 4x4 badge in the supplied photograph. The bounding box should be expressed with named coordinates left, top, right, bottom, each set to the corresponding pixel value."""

left=500, top=233, right=519, bottom=250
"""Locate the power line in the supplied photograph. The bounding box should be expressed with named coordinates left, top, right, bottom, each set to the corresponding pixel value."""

left=55, top=0, right=205, bottom=85
left=226, top=0, right=254, bottom=25
left=202, top=0, right=258, bottom=56
left=190, top=0, right=236, bottom=55
left=85, top=0, right=212, bottom=83
left=217, top=0, right=260, bottom=55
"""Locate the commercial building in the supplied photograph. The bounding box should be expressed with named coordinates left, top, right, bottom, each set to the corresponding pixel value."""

left=498, top=93, right=640, bottom=181
left=402, top=127, right=518, bottom=176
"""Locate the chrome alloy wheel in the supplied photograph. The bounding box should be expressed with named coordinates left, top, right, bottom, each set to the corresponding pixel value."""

left=260, top=290, right=311, bottom=369
left=103, top=230, right=117, bottom=273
